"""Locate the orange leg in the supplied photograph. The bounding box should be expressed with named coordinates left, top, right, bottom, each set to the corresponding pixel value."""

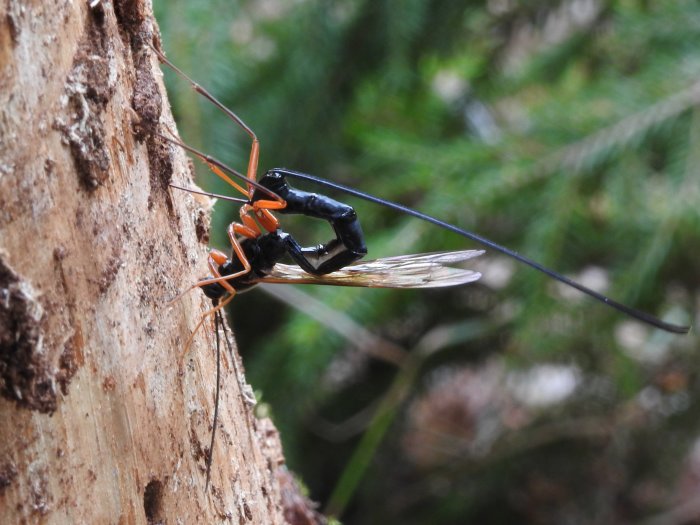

left=207, top=161, right=249, bottom=198
left=152, top=46, right=292, bottom=221
left=179, top=222, right=255, bottom=361
left=171, top=242, right=250, bottom=300
left=196, top=225, right=253, bottom=292
left=255, top=208, right=280, bottom=233
left=237, top=203, right=281, bottom=234
left=238, top=205, right=262, bottom=237
left=151, top=47, right=265, bottom=194
left=157, top=130, right=284, bottom=207
left=234, top=220, right=260, bottom=239
left=247, top=138, right=259, bottom=185
left=253, top=199, right=286, bottom=211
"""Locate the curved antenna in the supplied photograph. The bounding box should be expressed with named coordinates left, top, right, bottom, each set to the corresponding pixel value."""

left=276, top=169, right=690, bottom=334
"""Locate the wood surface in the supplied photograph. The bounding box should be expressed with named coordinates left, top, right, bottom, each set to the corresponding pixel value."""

left=0, top=1, right=314, bottom=522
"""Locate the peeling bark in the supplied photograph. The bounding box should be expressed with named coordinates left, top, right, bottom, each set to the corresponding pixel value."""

left=0, top=1, right=306, bottom=522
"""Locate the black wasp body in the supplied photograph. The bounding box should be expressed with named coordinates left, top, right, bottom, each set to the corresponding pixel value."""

left=201, top=170, right=368, bottom=301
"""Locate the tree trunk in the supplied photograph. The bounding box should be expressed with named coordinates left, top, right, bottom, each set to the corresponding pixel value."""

left=0, top=1, right=307, bottom=522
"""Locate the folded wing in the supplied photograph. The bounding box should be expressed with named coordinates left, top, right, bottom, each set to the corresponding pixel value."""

left=256, top=249, right=484, bottom=288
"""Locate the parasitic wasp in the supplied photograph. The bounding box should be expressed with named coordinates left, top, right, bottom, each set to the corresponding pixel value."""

left=150, top=42, right=690, bottom=494
left=151, top=46, right=485, bottom=492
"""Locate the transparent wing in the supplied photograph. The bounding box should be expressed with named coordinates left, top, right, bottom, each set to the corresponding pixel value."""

left=255, top=250, right=484, bottom=289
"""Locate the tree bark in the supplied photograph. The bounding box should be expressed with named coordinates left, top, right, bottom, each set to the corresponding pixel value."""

left=0, top=1, right=301, bottom=522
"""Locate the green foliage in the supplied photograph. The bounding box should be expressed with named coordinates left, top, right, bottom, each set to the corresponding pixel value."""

left=157, top=1, right=699, bottom=523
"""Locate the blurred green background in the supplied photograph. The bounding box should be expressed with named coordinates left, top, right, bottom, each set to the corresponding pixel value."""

left=155, top=1, right=700, bottom=523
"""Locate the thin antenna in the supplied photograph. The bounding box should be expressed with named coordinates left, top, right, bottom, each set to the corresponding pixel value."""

left=275, top=169, right=690, bottom=334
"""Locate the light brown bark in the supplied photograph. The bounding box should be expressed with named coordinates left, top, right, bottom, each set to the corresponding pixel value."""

left=0, top=1, right=296, bottom=522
